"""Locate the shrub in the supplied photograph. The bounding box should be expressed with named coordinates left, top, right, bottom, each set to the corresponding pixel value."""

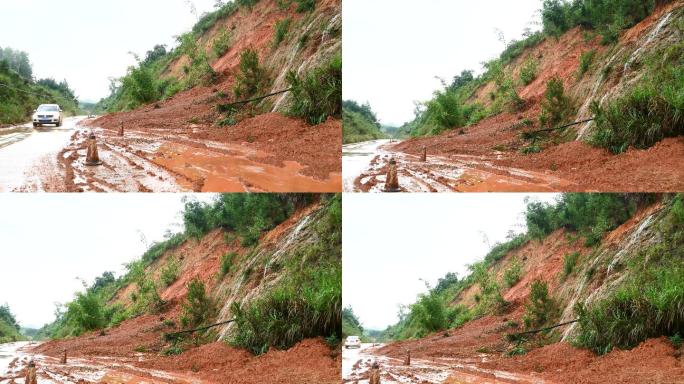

left=231, top=261, right=341, bottom=354
left=121, top=64, right=159, bottom=107
left=563, top=252, right=580, bottom=277
left=212, top=27, right=232, bottom=58
left=160, top=257, right=180, bottom=287
left=219, top=252, right=236, bottom=278
left=273, top=18, right=292, bottom=48
left=424, top=88, right=465, bottom=134
left=472, top=263, right=508, bottom=314
left=578, top=50, right=595, bottom=77
left=234, top=49, right=270, bottom=99
left=64, top=290, right=106, bottom=335
left=523, top=280, right=559, bottom=329
left=295, top=0, right=315, bottom=12
left=589, top=47, right=684, bottom=153
left=286, top=54, right=342, bottom=125
left=485, top=234, right=529, bottom=264
left=412, top=292, right=449, bottom=333
left=539, top=77, right=572, bottom=128
left=181, top=278, right=217, bottom=328
left=504, top=258, right=523, bottom=288
left=519, top=59, right=538, bottom=85
left=575, top=262, right=684, bottom=354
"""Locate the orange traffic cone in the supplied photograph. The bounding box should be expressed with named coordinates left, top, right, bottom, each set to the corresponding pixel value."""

left=85, top=133, right=102, bottom=166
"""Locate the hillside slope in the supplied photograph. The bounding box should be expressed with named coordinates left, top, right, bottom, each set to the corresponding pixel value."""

left=33, top=194, right=341, bottom=383
left=384, top=1, right=684, bottom=191
left=371, top=194, right=684, bottom=383
left=87, top=0, right=341, bottom=186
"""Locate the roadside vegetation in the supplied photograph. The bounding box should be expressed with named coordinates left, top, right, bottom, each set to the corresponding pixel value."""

left=342, top=100, right=386, bottom=144
left=0, top=46, right=80, bottom=125
left=0, top=304, right=25, bottom=344
left=286, top=54, right=342, bottom=125
left=575, top=194, right=684, bottom=355
left=342, top=306, right=364, bottom=339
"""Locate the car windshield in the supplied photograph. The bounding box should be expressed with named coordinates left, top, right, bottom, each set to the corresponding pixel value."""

left=37, top=105, right=59, bottom=112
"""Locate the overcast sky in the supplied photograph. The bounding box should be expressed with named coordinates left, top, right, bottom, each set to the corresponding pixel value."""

left=0, top=0, right=218, bottom=102
left=0, top=193, right=216, bottom=328
left=343, top=0, right=543, bottom=126
left=342, top=193, right=559, bottom=331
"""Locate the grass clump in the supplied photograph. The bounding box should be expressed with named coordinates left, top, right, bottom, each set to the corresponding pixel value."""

left=539, top=77, right=573, bottom=129
left=160, top=257, right=180, bottom=287
left=578, top=50, right=595, bottom=77
left=589, top=41, right=684, bottom=154
left=563, top=252, right=580, bottom=278
left=273, top=18, right=292, bottom=48
left=181, top=278, right=217, bottom=328
left=286, top=54, right=342, bottom=125
left=233, top=49, right=270, bottom=100
left=212, top=27, right=232, bottom=58
left=219, top=252, right=237, bottom=278
left=523, top=280, right=559, bottom=329
left=519, top=58, right=538, bottom=85
left=504, top=258, right=523, bottom=288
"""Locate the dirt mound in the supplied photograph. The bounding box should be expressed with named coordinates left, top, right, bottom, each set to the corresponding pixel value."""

left=137, top=338, right=339, bottom=384
left=482, top=337, right=684, bottom=384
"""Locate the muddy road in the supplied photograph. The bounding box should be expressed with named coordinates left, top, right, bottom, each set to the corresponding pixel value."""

left=342, top=343, right=552, bottom=384
left=0, top=117, right=340, bottom=193
left=343, top=140, right=573, bottom=193
left=0, top=341, right=207, bottom=384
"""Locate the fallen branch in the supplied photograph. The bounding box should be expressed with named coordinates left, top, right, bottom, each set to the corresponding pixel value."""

left=164, top=319, right=236, bottom=340
left=217, top=88, right=292, bottom=111
left=522, top=118, right=594, bottom=137
left=508, top=319, right=579, bottom=339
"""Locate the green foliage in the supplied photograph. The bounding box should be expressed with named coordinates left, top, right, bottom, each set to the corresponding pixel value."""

left=273, top=18, right=292, bottom=48
left=181, top=278, right=217, bottom=328
left=231, top=260, right=341, bottom=354
left=575, top=194, right=684, bottom=354
left=286, top=54, right=342, bottom=125
left=589, top=41, right=684, bottom=153
left=0, top=305, right=24, bottom=344
left=523, top=280, right=559, bottom=329
left=504, top=258, right=523, bottom=288
left=160, top=257, right=181, bottom=287
left=578, top=50, right=596, bottom=77
left=539, top=77, right=573, bottom=128
left=472, top=262, right=509, bottom=315
left=563, top=252, right=580, bottom=277
left=541, top=0, right=657, bottom=43
left=142, top=233, right=187, bottom=264
left=519, top=59, right=538, bottom=85
left=219, top=252, right=236, bottom=278
left=64, top=290, right=107, bottom=335
left=212, top=27, right=232, bottom=58
left=485, top=234, right=529, bottom=264
left=0, top=47, right=32, bottom=79
left=122, top=64, right=160, bottom=106
left=342, top=306, right=364, bottom=338
left=424, top=88, right=465, bottom=134
left=342, top=102, right=386, bottom=144
left=234, top=48, right=269, bottom=99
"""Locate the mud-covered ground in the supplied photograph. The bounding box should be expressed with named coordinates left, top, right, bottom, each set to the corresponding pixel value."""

left=1, top=313, right=340, bottom=384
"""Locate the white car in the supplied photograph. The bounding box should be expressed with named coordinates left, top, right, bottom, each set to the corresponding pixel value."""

left=32, top=104, right=63, bottom=127
left=345, top=336, right=361, bottom=349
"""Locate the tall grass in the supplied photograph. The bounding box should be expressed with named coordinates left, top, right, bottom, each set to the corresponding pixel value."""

left=539, top=77, right=573, bottom=128
left=181, top=278, right=217, bottom=328
left=523, top=280, right=559, bottom=329
left=286, top=54, right=342, bottom=125
left=234, top=49, right=270, bottom=99
left=273, top=18, right=292, bottom=48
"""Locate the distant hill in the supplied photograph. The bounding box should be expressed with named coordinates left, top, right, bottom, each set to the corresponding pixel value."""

left=342, top=100, right=386, bottom=144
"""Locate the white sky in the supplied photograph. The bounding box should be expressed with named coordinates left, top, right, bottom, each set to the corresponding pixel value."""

left=0, top=193, right=217, bottom=329
left=342, top=193, right=559, bottom=330
left=0, top=0, right=218, bottom=102
left=342, top=0, right=543, bottom=126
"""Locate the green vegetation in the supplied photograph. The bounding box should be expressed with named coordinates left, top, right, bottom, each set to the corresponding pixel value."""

left=589, top=39, right=684, bottom=153
left=563, top=252, right=580, bottom=277
left=286, top=54, right=342, bottom=125
left=160, top=257, right=181, bottom=287
left=234, top=49, right=269, bottom=99
left=504, top=258, right=523, bottom=288
left=0, top=305, right=24, bottom=344
left=342, top=306, right=364, bottom=338
left=541, top=0, right=662, bottom=44
left=539, top=77, right=573, bottom=128
left=575, top=194, right=684, bottom=355
left=230, top=195, right=341, bottom=354
left=181, top=279, right=217, bottom=328
left=342, top=100, right=386, bottom=144
left=273, top=18, right=292, bottom=48
left=519, top=58, right=538, bottom=85
left=0, top=47, right=80, bottom=124
left=522, top=280, right=559, bottom=329
left=212, top=27, right=232, bottom=58
left=578, top=49, right=596, bottom=77
left=219, top=252, right=237, bottom=278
